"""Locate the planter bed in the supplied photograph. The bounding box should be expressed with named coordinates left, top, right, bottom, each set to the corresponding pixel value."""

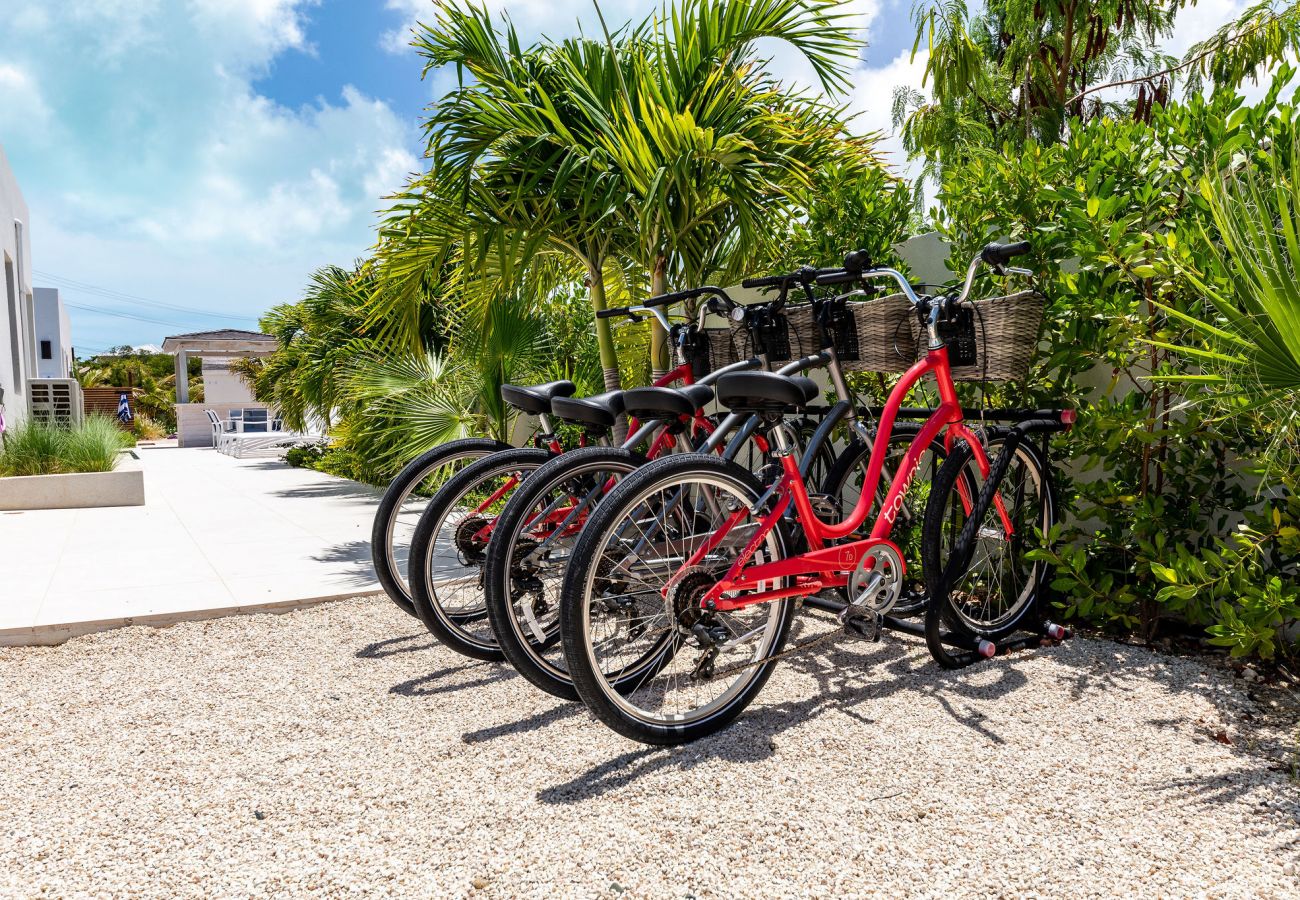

left=0, top=456, right=144, bottom=510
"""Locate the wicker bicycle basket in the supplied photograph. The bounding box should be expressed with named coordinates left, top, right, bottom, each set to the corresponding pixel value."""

left=909, top=289, right=1045, bottom=382
left=716, top=309, right=820, bottom=366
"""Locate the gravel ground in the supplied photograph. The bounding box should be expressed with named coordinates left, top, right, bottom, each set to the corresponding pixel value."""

left=2, top=597, right=1297, bottom=899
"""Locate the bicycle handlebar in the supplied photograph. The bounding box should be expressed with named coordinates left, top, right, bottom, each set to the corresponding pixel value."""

left=954, top=240, right=1034, bottom=307
left=644, top=285, right=733, bottom=308
left=980, top=240, right=1031, bottom=267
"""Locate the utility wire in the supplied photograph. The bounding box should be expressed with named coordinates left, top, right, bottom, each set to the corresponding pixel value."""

left=64, top=302, right=189, bottom=328
left=34, top=269, right=260, bottom=323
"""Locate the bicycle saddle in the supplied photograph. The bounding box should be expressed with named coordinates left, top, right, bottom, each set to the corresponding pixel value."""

left=715, top=371, right=818, bottom=413
left=500, top=380, right=577, bottom=415
left=621, top=384, right=713, bottom=420
left=550, top=390, right=626, bottom=428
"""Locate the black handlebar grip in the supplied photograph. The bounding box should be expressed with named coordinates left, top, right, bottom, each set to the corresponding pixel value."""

left=596, top=307, right=625, bottom=319
left=643, top=289, right=686, bottom=308
left=741, top=274, right=782, bottom=289
left=980, top=241, right=1031, bottom=266
left=814, top=269, right=857, bottom=286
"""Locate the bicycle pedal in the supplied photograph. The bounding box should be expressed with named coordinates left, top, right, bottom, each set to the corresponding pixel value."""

left=842, top=613, right=882, bottom=642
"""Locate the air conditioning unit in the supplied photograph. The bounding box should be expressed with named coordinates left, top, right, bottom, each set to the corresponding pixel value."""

left=28, top=378, right=83, bottom=426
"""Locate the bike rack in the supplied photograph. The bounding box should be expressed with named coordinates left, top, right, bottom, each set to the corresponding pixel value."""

left=806, top=406, right=1076, bottom=670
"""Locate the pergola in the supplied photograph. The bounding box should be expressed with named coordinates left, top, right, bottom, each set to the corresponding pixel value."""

left=160, top=329, right=276, bottom=404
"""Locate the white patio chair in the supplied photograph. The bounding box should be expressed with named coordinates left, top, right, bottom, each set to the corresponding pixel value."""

left=206, top=409, right=236, bottom=453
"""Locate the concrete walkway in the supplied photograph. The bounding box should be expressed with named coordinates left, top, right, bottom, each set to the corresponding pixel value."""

left=0, top=448, right=381, bottom=645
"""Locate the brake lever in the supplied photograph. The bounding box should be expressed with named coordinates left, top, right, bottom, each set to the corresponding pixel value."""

left=1005, top=266, right=1034, bottom=277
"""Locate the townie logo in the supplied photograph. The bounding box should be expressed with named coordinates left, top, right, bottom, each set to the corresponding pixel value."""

left=882, top=465, right=919, bottom=525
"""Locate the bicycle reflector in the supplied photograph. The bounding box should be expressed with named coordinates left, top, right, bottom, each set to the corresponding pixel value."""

left=1060, top=408, right=1077, bottom=430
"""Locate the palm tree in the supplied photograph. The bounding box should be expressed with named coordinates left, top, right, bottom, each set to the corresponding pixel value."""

left=598, top=0, right=865, bottom=373
left=377, top=0, right=868, bottom=388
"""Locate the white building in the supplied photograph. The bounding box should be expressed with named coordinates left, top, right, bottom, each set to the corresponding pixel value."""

left=1, top=144, right=35, bottom=430
left=33, top=286, right=72, bottom=379
left=0, top=145, right=75, bottom=430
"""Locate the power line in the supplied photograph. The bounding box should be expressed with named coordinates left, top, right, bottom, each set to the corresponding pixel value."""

left=64, top=302, right=188, bottom=328
left=33, top=269, right=261, bottom=323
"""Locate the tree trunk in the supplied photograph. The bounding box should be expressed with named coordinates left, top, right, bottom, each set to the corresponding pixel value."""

left=588, top=265, right=627, bottom=442
left=649, top=255, right=670, bottom=381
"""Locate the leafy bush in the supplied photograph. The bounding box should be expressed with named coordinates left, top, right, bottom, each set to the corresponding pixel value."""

left=130, top=415, right=168, bottom=440
left=0, top=416, right=131, bottom=477
left=284, top=443, right=329, bottom=469
left=934, top=78, right=1300, bottom=661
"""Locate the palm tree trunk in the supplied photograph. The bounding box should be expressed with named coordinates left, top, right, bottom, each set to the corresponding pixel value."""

left=588, top=266, right=627, bottom=441
left=649, top=255, right=670, bottom=380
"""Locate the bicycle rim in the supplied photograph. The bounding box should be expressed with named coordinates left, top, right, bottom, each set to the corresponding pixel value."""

left=571, top=467, right=789, bottom=730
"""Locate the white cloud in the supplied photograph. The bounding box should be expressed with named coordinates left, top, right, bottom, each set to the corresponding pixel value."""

left=0, top=0, right=420, bottom=346
left=0, top=63, right=53, bottom=131
left=847, top=47, right=928, bottom=168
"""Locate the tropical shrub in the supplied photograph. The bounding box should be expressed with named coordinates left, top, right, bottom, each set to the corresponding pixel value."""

left=0, top=416, right=131, bottom=477
left=75, top=348, right=197, bottom=431
left=931, top=77, right=1300, bottom=660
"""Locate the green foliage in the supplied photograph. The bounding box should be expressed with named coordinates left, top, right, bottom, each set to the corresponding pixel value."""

left=1151, top=127, right=1300, bottom=466
left=380, top=0, right=889, bottom=387
left=898, top=0, right=1184, bottom=193
left=129, top=414, right=168, bottom=441
left=61, top=416, right=133, bottom=473
left=935, top=79, right=1300, bottom=661
left=0, top=416, right=130, bottom=477
left=283, top=442, right=383, bottom=487
left=774, top=159, right=913, bottom=271
left=1183, top=1, right=1300, bottom=94
left=75, top=348, right=195, bottom=431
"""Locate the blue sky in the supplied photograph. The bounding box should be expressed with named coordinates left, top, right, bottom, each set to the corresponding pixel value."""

left=0, top=0, right=1247, bottom=353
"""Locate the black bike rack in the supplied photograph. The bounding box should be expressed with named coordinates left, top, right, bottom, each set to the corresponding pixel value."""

left=804, top=406, right=1075, bottom=669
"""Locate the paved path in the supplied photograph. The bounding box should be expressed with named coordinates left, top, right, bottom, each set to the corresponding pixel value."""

left=0, top=448, right=381, bottom=644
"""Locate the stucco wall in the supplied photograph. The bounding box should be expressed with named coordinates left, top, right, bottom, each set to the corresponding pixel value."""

left=200, top=356, right=256, bottom=404
left=0, top=144, right=33, bottom=431
left=33, top=287, right=71, bottom=379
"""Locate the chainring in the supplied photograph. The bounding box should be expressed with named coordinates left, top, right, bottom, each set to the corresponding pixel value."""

left=847, top=542, right=905, bottom=615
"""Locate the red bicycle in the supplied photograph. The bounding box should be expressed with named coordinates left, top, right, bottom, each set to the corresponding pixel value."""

left=557, top=243, right=1074, bottom=744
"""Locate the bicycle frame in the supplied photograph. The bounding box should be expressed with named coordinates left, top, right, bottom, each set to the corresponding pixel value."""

left=687, top=343, right=1006, bottom=612
left=478, top=360, right=716, bottom=541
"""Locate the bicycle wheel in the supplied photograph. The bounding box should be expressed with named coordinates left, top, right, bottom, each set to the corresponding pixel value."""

left=371, top=438, right=511, bottom=616
left=408, top=447, right=552, bottom=660
left=819, top=423, right=947, bottom=617
left=483, top=447, right=647, bottom=700
left=560, top=453, right=795, bottom=745
left=920, top=437, right=1055, bottom=642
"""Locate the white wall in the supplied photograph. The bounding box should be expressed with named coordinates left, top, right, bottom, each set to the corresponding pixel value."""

left=32, top=287, right=72, bottom=378
left=200, top=356, right=256, bottom=404
left=0, top=144, right=33, bottom=431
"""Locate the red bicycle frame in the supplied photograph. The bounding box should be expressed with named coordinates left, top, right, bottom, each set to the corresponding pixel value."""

left=680, top=344, right=1007, bottom=612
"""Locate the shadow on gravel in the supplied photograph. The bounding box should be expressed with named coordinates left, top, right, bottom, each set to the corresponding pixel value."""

left=538, top=616, right=1033, bottom=805
left=462, top=702, right=582, bottom=744
left=355, top=633, right=436, bottom=659
left=390, top=661, right=515, bottom=697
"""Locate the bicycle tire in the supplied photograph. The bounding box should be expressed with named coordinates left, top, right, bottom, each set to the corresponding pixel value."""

left=483, top=446, right=647, bottom=700
left=408, top=447, right=553, bottom=660
left=371, top=438, right=512, bottom=616
left=920, top=437, right=1056, bottom=643
left=560, top=453, right=795, bottom=745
